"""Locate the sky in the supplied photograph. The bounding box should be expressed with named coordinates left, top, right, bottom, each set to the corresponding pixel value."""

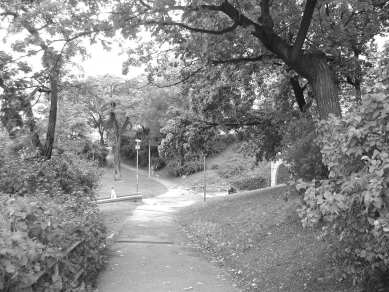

left=75, top=39, right=145, bottom=79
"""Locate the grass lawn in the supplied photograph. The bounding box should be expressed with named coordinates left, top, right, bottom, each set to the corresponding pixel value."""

left=98, top=166, right=167, bottom=199
left=177, top=186, right=363, bottom=292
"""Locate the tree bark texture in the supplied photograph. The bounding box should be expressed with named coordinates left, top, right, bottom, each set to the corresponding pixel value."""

left=311, top=59, right=341, bottom=118
left=99, top=128, right=105, bottom=145
left=110, top=111, right=130, bottom=181
left=42, top=66, right=60, bottom=159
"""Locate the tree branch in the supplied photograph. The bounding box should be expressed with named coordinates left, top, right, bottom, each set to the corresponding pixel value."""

left=144, top=20, right=239, bottom=35
left=120, top=116, right=130, bottom=136
left=290, top=77, right=307, bottom=112
left=291, top=0, right=317, bottom=59
left=211, top=55, right=271, bottom=65
left=148, top=66, right=205, bottom=88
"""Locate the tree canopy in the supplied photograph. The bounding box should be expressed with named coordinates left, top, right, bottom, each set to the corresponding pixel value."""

left=117, top=0, right=387, bottom=118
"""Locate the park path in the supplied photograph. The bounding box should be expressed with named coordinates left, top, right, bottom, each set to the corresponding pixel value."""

left=96, top=164, right=241, bottom=292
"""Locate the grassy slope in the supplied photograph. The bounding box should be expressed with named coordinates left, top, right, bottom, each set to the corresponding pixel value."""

left=169, top=140, right=363, bottom=291
left=151, top=139, right=271, bottom=193
left=98, top=166, right=167, bottom=199
left=177, top=188, right=361, bottom=292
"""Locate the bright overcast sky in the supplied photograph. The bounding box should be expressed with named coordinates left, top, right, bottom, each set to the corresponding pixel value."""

left=76, top=38, right=145, bottom=78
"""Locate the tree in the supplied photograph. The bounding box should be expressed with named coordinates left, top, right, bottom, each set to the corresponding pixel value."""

left=91, top=75, right=141, bottom=180
left=117, top=0, right=387, bottom=119
left=110, top=107, right=130, bottom=181
left=0, top=0, right=113, bottom=159
left=69, top=77, right=115, bottom=145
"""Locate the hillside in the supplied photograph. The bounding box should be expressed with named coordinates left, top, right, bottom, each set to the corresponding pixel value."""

left=177, top=187, right=362, bottom=292
left=155, top=137, right=271, bottom=193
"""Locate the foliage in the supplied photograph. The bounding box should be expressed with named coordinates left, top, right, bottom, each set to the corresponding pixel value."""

left=295, top=62, right=389, bottom=286
left=230, top=176, right=268, bottom=191
left=159, top=111, right=223, bottom=167
left=151, top=157, right=166, bottom=171
left=167, top=159, right=203, bottom=177
left=80, top=142, right=109, bottom=167
left=279, top=114, right=329, bottom=181
left=0, top=195, right=106, bottom=292
left=0, top=152, right=102, bottom=201
left=217, top=163, right=245, bottom=179
left=0, top=151, right=106, bottom=291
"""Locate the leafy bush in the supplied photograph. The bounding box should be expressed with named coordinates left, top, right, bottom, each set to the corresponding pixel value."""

left=279, top=115, right=329, bottom=181
left=167, top=160, right=203, bottom=177
left=80, top=142, right=109, bottom=167
left=0, top=194, right=106, bottom=291
left=210, top=164, right=219, bottom=170
left=295, top=77, right=389, bottom=287
left=120, top=136, right=136, bottom=160
left=0, top=153, right=101, bottom=201
left=151, top=157, right=166, bottom=170
left=0, top=152, right=106, bottom=291
left=230, top=176, right=268, bottom=190
left=217, top=163, right=245, bottom=178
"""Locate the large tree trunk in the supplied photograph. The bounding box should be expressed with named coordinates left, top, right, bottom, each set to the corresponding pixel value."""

left=310, top=58, right=342, bottom=119
left=286, top=53, right=342, bottom=119
left=113, top=137, right=121, bottom=181
left=24, top=88, right=44, bottom=150
left=110, top=111, right=130, bottom=181
left=99, top=127, right=105, bottom=145
left=42, top=66, right=60, bottom=159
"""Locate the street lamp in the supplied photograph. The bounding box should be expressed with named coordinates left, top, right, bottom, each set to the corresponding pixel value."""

left=135, top=139, right=141, bottom=193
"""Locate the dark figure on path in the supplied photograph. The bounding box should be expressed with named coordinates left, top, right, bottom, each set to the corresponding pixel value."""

left=228, top=186, right=236, bottom=194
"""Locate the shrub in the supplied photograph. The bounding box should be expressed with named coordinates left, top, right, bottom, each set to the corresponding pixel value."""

left=0, top=194, right=106, bottom=292
left=230, top=176, right=268, bottom=190
left=217, top=163, right=245, bottom=178
left=167, top=160, right=203, bottom=177
left=81, top=142, right=109, bottom=167
left=295, top=78, right=389, bottom=287
left=236, top=130, right=245, bottom=141
left=0, top=153, right=102, bottom=200
left=279, top=115, right=329, bottom=181
left=151, top=157, right=166, bottom=170
left=210, top=164, right=219, bottom=170
left=0, top=152, right=106, bottom=291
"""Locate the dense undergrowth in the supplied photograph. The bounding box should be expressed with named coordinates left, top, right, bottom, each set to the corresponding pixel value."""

left=0, top=148, right=107, bottom=292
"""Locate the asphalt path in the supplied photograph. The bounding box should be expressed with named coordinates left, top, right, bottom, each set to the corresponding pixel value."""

left=96, top=164, right=241, bottom=292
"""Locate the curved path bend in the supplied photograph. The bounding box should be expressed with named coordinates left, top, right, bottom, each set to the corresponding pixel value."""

left=96, top=164, right=241, bottom=292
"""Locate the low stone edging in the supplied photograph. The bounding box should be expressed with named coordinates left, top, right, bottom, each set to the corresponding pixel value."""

left=97, top=193, right=142, bottom=204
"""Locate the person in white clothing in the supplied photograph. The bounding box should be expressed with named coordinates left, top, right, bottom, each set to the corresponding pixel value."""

left=110, top=187, right=116, bottom=199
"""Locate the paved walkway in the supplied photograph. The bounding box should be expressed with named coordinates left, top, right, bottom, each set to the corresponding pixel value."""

left=96, top=165, right=241, bottom=292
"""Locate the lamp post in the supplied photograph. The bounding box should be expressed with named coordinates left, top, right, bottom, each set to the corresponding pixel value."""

left=148, top=142, right=151, bottom=178
left=203, top=153, right=206, bottom=202
left=135, top=139, right=141, bottom=193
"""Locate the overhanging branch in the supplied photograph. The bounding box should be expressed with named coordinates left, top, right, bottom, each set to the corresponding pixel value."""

left=144, top=20, right=239, bottom=35
left=211, top=55, right=270, bottom=65
left=291, top=0, right=317, bottom=59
